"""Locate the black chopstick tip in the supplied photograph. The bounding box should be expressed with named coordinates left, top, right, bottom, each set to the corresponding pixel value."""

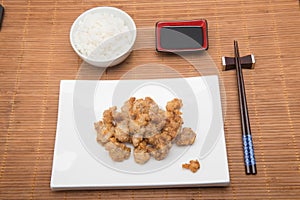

left=0, top=4, right=4, bottom=31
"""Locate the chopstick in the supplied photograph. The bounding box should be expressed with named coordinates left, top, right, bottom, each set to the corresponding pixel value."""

left=0, top=4, right=4, bottom=31
left=234, top=40, right=257, bottom=175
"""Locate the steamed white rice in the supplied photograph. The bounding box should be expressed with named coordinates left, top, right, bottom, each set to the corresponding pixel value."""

left=74, top=12, right=132, bottom=60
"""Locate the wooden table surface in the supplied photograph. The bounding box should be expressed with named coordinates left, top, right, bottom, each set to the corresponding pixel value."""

left=0, top=0, right=300, bottom=199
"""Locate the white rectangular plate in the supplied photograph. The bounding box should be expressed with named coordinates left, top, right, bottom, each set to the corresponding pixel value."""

left=51, top=75, right=229, bottom=190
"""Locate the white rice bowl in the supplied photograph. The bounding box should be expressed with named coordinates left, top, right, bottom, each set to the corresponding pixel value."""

left=70, top=7, right=137, bottom=67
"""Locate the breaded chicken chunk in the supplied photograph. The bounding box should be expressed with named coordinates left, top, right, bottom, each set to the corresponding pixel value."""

left=94, top=106, right=116, bottom=145
left=175, top=127, right=197, bottom=146
left=104, top=137, right=131, bottom=162
left=162, top=98, right=183, bottom=140
left=112, top=109, right=130, bottom=143
left=134, top=141, right=151, bottom=164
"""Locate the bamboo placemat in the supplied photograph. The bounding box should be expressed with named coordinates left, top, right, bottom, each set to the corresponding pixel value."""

left=0, top=0, right=300, bottom=199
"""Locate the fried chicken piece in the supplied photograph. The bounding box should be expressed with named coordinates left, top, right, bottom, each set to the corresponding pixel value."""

left=148, top=141, right=172, bottom=161
left=175, top=127, right=197, bottom=146
left=162, top=98, right=183, bottom=140
left=146, top=132, right=171, bottom=146
left=121, top=97, right=136, bottom=115
left=132, top=132, right=144, bottom=147
left=144, top=124, right=158, bottom=139
left=134, top=148, right=150, bottom=164
left=131, top=98, right=151, bottom=126
left=129, top=97, right=159, bottom=147
left=95, top=107, right=116, bottom=145
left=154, top=109, right=167, bottom=131
left=120, top=97, right=135, bottom=131
left=128, top=98, right=149, bottom=146
left=112, top=110, right=130, bottom=143
left=166, top=98, right=183, bottom=112
left=144, top=108, right=166, bottom=138
left=94, top=121, right=114, bottom=144
left=134, top=141, right=151, bottom=164
left=182, top=160, right=200, bottom=173
left=145, top=103, right=173, bottom=160
left=104, top=137, right=131, bottom=162
left=147, top=133, right=173, bottom=160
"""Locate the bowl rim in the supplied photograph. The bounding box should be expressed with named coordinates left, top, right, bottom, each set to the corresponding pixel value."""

left=70, top=6, right=137, bottom=64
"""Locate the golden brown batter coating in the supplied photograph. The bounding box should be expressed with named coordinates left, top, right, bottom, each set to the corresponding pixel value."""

left=104, top=137, right=131, bottom=162
left=162, top=98, right=183, bottom=140
left=112, top=110, right=130, bottom=143
left=147, top=140, right=172, bottom=161
left=134, top=141, right=151, bottom=164
left=182, top=159, right=200, bottom=173
left=95, top=106, right=116, bottom=145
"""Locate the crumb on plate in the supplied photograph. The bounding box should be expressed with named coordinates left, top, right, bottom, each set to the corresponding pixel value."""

left=182, top=159, right=200, bottom=173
